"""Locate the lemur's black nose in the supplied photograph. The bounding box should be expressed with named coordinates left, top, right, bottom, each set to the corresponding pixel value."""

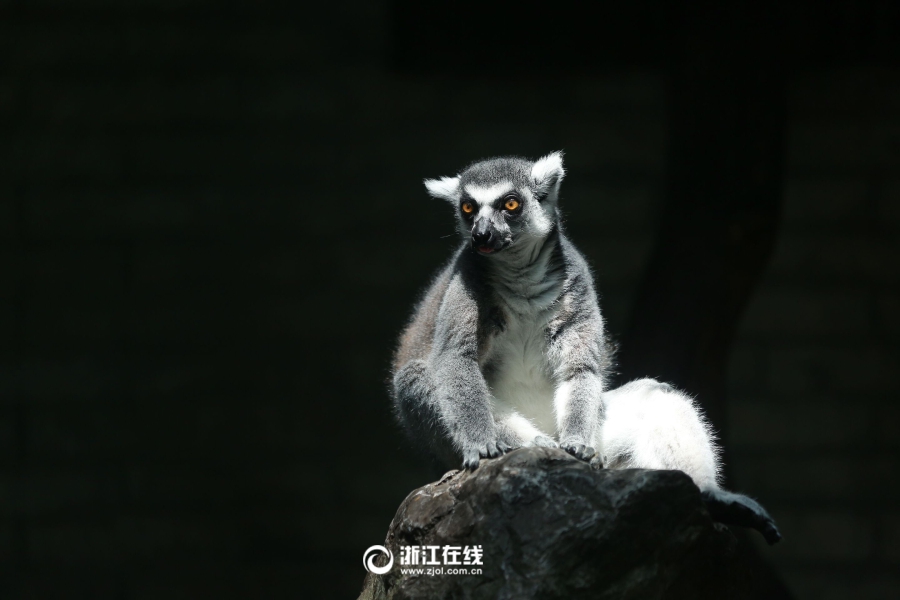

left=472, top=230, right=492, bottom=245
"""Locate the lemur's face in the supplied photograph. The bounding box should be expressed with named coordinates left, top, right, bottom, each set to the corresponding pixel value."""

left=424, top=153, right=565, bottom=257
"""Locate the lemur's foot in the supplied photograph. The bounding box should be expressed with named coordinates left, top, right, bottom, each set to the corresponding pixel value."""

left=461, top=440, right=513, bottom=470
left=589, top=455, right=604, bottom=470
left=561, top=442, right=596, bottom=462
left=532, top=435, right=559, bottom=449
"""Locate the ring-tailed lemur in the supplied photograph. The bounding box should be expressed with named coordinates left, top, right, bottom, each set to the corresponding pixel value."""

left=392, top=152, right=781, bottom=544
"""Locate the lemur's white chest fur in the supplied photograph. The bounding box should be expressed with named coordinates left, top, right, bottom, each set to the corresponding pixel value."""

left=481, top=240, right=562, bottom=439
left=484, top=307, right=557, bottom=437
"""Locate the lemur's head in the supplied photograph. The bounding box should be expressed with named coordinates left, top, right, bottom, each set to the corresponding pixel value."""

left=424, top=152, right=565, bottom=256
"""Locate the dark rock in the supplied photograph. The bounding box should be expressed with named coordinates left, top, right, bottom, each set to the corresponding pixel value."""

left=359, top=447, right=759, bottom=600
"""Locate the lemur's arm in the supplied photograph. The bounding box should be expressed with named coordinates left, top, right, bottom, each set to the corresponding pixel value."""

left=547, top=291, right=607, bottom=462
left=430, top=274, right=510, bottom=469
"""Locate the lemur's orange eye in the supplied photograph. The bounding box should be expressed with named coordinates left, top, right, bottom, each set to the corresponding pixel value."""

left=461, top=202, right=474, bottom=214
left=504, top=198, right=520, bottom=211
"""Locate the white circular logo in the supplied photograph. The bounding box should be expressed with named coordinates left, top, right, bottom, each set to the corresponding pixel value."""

left=363, top=545, right=394, bottom=574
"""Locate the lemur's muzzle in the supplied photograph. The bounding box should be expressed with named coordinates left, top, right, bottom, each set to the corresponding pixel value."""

left=471, top=220, right=500, bottom=254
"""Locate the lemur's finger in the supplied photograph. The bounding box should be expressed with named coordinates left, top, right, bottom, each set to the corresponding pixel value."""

left=562, top=443, right=596, bottom=462
left=482, top=442, right=501, bottom=458
left=462, top=449, right=481, bottom=470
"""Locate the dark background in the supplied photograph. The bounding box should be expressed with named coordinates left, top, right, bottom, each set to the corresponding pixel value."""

left=2, top=1, right=899, bottom=598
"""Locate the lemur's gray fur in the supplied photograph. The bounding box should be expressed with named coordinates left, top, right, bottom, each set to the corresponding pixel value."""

left=392, top=152, right=781, bottom=544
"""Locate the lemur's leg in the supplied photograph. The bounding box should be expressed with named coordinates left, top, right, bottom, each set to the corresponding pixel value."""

left=552, top=374, right=603, bottom=461
left=393, top=358, right=511, bottom=470
left=547, top=318, right=606, bottom=463
left=596, top=378, right=781, bottom=544
left=393, top=359, right=459, bottom=469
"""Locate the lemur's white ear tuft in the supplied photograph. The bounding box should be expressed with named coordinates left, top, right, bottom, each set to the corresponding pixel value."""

left=531, top=151, right=565, bottom=187
left=424, top=176, right=461, bottom=202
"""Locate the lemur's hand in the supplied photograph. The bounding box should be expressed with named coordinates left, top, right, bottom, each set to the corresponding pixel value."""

left=461, top=439, right=512, bottom=470
left=560, top=441, right=596, bottom=462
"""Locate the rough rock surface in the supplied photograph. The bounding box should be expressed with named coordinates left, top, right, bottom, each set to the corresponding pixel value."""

left=359, top=447, right=759, bottom=600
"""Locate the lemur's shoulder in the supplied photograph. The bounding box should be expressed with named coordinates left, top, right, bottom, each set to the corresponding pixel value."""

left=393, top=261, right=451, bottom=371
left=393, top=245, right=486, bottom=369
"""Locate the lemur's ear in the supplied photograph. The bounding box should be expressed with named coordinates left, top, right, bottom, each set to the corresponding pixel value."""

left=424, top=176, right=461, bottom=202
left=531, top=151, right=565, bottom=198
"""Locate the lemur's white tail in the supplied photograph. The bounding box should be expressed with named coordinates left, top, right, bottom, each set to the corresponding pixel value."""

left=596, top=378, right=721, bottom=491
left=702, top=488, right=782, bottom=544
left=596, top=378, right=781, bottom=544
